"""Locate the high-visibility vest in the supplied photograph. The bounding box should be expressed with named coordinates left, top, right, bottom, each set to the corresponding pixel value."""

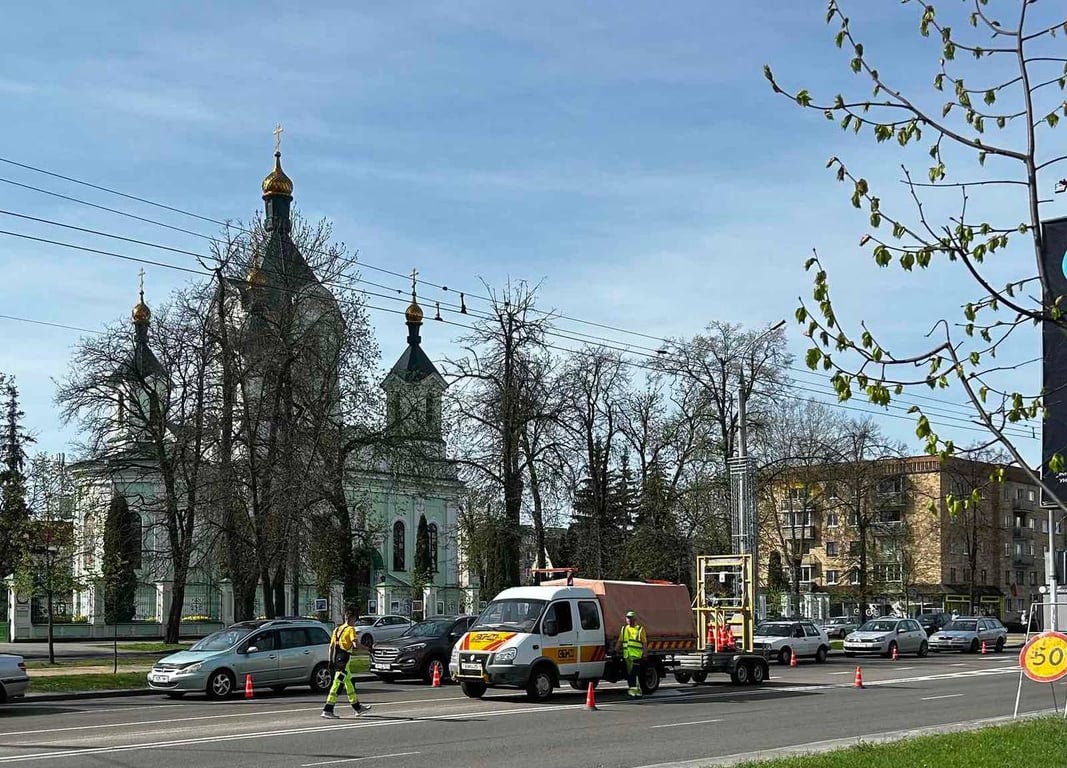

left=621, top=624, right=646, bottom=659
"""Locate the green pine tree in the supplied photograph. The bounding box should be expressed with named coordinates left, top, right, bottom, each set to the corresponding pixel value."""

left=101, top=495, right=138, bottom=624
left=0, top=378, right=32, bottom=580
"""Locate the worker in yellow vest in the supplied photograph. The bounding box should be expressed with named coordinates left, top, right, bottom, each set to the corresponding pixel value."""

left=321, top=608, right=371, bottom=719
left=615, top=610, right=647, bottom=698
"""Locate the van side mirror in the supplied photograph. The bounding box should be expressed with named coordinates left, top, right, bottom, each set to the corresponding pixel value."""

left=543, top=619, right=558, bottom=637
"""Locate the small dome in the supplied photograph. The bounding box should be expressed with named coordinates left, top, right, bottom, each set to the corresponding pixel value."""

left=262, top=151, right=293, bottom=197
left=405, top=299, right=424, bottom=324
left=247, top=263, right=267, bottom=287
left=132, top=300, right=151, bottom=324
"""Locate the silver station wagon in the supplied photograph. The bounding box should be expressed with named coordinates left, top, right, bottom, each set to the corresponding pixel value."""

left=148, top=618, right=334, bottom=699
left=843, top=617, right=929, bottom=658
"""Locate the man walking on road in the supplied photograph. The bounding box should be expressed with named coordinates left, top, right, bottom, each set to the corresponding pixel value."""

left=321, top=608, right=371, bottom=719
left=616, top=610, right=647, bottom=698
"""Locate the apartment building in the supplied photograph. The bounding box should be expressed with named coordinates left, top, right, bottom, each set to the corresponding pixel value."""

left=759, top=455, right=1064, bottom=625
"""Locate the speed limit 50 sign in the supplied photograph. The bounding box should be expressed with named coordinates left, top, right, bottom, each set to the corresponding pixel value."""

left=1019, top=631, right=1067, bottom=683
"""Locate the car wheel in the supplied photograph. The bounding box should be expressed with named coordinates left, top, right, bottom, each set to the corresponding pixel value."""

left=639, top=664, right=661, bottom=695
left=206, top=670, right=235, bottom=700
left=815, top=646, right=828, bottom=663
left=969, top=638, right=980, bottom=653
left=460, top=681, right=487, bottom=698
left=423, top=656, right=447, bottom=685
left=360, top=633, right=374, bottom=648
left=884, top=641, right=897, bottom=659
left=917, top=641, right=929, bottom=657
left=673, top=671, right=692, bottom=684
left=777, top=647, right=792, bottom=665
left=995, top=637, right=1005, bottom=653
left=310, top=662, right=333, bottom=693
left=526, top=665, right=555, bottom=701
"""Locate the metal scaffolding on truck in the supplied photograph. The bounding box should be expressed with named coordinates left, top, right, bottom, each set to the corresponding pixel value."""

left=694, top=554, right=755, bottom=654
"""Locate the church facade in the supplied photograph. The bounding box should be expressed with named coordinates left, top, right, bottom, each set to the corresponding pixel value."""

left=64, top=147, right=476, bottom=634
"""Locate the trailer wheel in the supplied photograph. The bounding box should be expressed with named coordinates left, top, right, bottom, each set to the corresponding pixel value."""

left=750, top=661, right=767, bottom=685
left=730, top=662, right=750, bottom=685
left=691, top=671, right=707, bottom=684
left=639, top=664, right=661, bottom=695
left=673, top=671, right=691, bottom=684
left=460, top=681, right=487, bottom=699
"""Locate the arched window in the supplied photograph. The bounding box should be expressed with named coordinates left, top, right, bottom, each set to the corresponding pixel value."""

left=428, top=523, right=439, bottom=573
left=393, top=520, right=406, bottom=571
left=128, top=512, right=143, bottom=570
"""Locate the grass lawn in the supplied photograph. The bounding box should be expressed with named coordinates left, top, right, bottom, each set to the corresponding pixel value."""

left=829, top=640, right=843, bottom=650
left=732, top=717, right=1067, bottom=767
left=26, top=656, right=157, bottom=670
left=29, top=672, right=149, bottom=693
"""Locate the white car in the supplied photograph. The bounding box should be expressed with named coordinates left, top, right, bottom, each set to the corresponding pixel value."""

left=352, top=615, right=414, bottom=647
left=0, top=654, right=30, bottom=703
left=752, top=620, right=831, bottom=664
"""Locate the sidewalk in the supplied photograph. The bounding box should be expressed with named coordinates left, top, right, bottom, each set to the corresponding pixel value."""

left=1, top=641, right=163, bottom=660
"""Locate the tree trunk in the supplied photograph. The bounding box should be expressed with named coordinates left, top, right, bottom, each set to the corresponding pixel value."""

left=166, top=570, right=187, bottom=645
left=47, top=591, right=54, bottom=665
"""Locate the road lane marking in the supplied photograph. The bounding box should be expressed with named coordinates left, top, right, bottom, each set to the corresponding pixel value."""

left=301, top=751, right=421, bottom=767
left=827, top=671, right=851, bottom=676
left=0, top=703, right=581, bottom=763
left=920, top=693, right=964, bottom=701
left=651, top=719, right=722, bottom=729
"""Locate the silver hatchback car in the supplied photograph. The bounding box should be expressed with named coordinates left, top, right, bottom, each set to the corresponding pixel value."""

left=843, top=617, right=929, bottom=658
left=929, top=617, right=1008, bottom=653
left=148, top=618, right=334, bottom=699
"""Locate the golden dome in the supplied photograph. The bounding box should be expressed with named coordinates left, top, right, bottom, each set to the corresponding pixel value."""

left=261, top=151, right=293, bottom=197
left=405, top=299, right=424, bottom=324
left=247, top=263, right=267, bottom=287
left=132, top=300, right=151, bottom=324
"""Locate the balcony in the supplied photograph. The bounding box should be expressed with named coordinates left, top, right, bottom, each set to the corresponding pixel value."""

left=783, top=524, right=818, bottom=541
left=1013, top=554, right=1035, bottom=566
left=1013, top=497, right=1036, bottom=512
left=1013, top=527, right=1028, bottom=539
left=879, top=490, right=906, bottom=507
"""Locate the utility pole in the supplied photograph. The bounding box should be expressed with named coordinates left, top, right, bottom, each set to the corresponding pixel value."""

left=730, top=320, right=785, bottom=621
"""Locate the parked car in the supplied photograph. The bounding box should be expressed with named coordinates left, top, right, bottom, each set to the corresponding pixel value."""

left=370, top=615, right=477, bottom=683
left=929, top=617, right=1008, bottom=653
left=0, top=654, right=29, bottom=703
left=147, top=618, right=333, bottom=699
left=753, top=620, right=831, bottom=664
left=916, top=612, right=951, bottom=636
left=844, top=617, right=929, bottom=658
left=352, top=615, right=414, bottom=647
left=820, top=617, right=860, bottom=639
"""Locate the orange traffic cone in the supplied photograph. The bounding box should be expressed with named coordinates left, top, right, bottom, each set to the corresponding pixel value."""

left=244, top=673, right=254, bottom=699
left=891, top=645, right=899, bottom=661
left=431, top=664, right=442, bottom=688
left=853, top=666, right=864, bottom=689
left=789, top=649, right=798, bottom=667
left=981, top=640, right=987, bottom=655
left=584, top=681, right=598, bottom=711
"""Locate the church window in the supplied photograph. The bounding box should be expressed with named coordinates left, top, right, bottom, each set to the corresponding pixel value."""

left=129, top=512, right=143, bottom=570
left=393, top=521, right=406, bottom=571
left=428, top=523, right=438, bottom=573
left=425, top=393, right=434, bottom=425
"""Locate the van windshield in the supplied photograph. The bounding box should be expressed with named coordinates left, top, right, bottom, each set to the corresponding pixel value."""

left=472, top=599, right=547, bottom=632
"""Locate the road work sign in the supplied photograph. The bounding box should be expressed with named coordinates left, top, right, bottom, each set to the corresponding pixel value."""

left=1019, top=631, right=1067, bottom=683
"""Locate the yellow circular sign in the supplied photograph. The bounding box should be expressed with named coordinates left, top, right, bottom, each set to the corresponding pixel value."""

left=1019, top=632, right=1067, bottom=683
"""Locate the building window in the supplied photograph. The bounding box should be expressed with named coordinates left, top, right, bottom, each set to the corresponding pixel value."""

left=393, top=520, right=406, bottom=571
left=980, top=569, right=987, bottom=584
left=1031, top=571, right=1038, bottom=586
left=849, top=569, right=860, bottom=585
left=1002, top=514, right=1012, bottom=528
left=1057, top=521, right=1064, bottom=535
left=877, top=563, right=902, bottom=582
left=825, top=483, right=839, bottom=500
left=950, top=568, right=957, bottom=582
left=1017, top=570, right=1025, bottom=584
left=1028, top=489, right=1037, bottom=502
left=1004, top=542, right=1011, bottom=557
left=826, top=569, right=840, bottom=585
left=849, top=541, right=859, bottom=556
left=1005, top=570, right=1012, bottom=585
left=425, top=393, right=435, bottom=425
left=799, top=565, right=813, bottom=583
left=826, top=511, right=839, bottom=528
left=826, top=541, right=838, bottom=557
left=428, top=523, right=439, bottom=573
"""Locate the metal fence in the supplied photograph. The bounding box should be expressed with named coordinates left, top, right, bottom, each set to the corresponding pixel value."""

left=134, top=583, right=157, bottom=621
left=30, top=594, right=74, bottom=624
left=180, top=584, right=221, bottom=621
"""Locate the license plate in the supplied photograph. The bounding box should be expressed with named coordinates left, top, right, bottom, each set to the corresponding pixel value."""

left=373, top=663, right=392, bottom=671
left=150, top=674, right=169, bottom=684
left=460, top=662, right=482, bottom=673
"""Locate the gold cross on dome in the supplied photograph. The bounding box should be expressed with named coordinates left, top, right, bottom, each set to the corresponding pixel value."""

left=410, top=267, right=419, bottom=298
left=274, top=123, right=283, bottom=154
left=138, top=268, right=145, bottom=301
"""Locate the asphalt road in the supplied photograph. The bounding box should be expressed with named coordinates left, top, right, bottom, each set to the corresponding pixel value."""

left=0, top=652, right=1061, bottom=768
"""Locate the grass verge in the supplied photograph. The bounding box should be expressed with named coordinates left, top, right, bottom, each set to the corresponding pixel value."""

left=26, top=656, right=157, bottom=670
left=733, top=717, right=1067, bottom=767
left=29, top=672, right=149, bottom=693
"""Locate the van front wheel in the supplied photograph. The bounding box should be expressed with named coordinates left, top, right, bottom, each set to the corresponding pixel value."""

left=526, top=665, right=555, bottom=702
left=460, top=681, right=486, bottom=698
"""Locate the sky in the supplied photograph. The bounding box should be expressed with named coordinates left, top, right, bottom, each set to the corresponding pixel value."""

left=0, top=0, right=1060, bottom=465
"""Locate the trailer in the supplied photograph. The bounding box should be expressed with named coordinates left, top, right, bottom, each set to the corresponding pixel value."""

left=670, top=554, right=770, bottom=686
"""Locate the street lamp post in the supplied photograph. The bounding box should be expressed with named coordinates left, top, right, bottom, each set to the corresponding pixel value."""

left=731, top=320, right=786, bottom=621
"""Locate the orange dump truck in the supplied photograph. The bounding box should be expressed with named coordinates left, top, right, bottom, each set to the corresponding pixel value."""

left=450, top=577, right=768, bottom=700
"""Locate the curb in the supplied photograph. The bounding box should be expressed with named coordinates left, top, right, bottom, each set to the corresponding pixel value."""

left=21, top=674, right=380, bottom=703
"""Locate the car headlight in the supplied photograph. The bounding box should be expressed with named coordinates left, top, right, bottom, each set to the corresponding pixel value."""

left=402, top=643, right=426, bottom=652
left=494, top=647, right=517, bottom=664
left=179, top=662, right=203, bottom=674
left=875, top=636, right=887, bottom=643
